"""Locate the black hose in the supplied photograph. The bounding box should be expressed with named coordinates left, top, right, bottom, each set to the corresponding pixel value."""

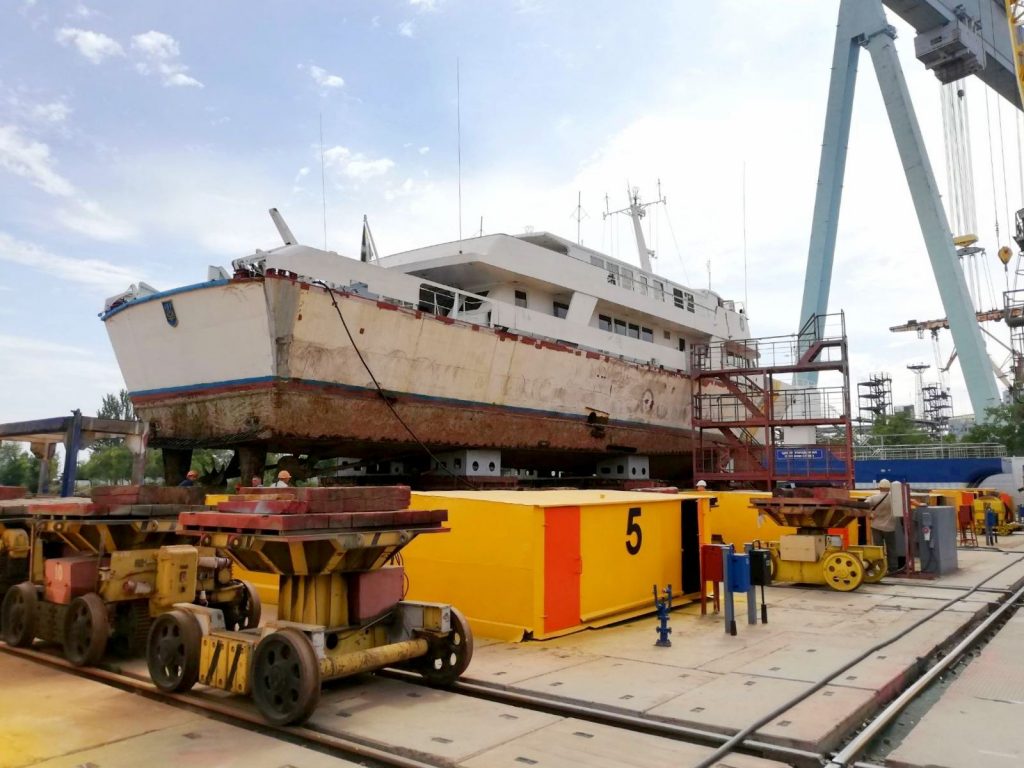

left=314, top=280, right=477, bottom=491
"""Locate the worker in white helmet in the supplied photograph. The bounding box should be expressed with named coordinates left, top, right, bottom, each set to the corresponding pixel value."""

left=696, top=479, right=708, bottom=491
left=866, top=478, right=897, bottom=572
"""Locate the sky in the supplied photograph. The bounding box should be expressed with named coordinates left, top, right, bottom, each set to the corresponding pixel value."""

left=1, top=0, right=1023, bottom=428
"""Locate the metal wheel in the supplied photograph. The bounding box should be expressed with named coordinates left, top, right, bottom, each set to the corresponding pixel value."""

left=417, top=607, right=474, bottom=686
left=862, top=558, right=887, bottom=583
left=2, top=582, right=37, bottom=647
left=222, top=580, right=261, bottom=631
left=147, top=609, right=202, bottom=692
left=821, top=551, right=864, bottom=592
left=63, top=593, right=109, bottom=666
left=252, top=628, right=320, bottom=726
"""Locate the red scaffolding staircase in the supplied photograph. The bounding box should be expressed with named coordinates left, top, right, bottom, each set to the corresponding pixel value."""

left=692, top=313, right=854, bottom=490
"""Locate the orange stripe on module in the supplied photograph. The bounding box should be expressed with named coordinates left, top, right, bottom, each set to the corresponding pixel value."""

left=544, top=506, right=581, bottom=634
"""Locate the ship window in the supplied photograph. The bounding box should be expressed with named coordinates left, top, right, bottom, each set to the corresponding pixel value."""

left=515, top=289, right=527, bottom=308
left=460, top=290, right=488, bottom=312
left=419, top=284, right=455, bottom=315
left=639, top=275, right=649, bottom=296
left=621, top=268, right=634, bottom=290
left=641, top=327, right=653, bottom=342
left=606, top=264, right=619, bottom=286
left=654, top=280, right=665, bottom=301
left=684, top=291, right=695, bottom=312
left=590, top=256, right=604, bottom=268
left=598, top=314, right=612, bottom=331
left=627, top=323, right=640, bottom=339
left=613, top=318, right=627, bottom=335
left=678, top=338, right=687, bottom=352
left=673, top=288, right=685, bottom=309
left=663, top=330, right=671, bottom=340
left=553, top=301, right=569, bottom=319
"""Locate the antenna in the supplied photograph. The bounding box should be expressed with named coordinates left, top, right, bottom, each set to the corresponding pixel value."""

left=319, top=113, right=327, bottom=250
left=569, top=191, right=588, bottom=245
left=742, top=161, right=749, bottom=311
left=479, top=215, right=483, bottom=237
left=456, top=58, right=463, bottom=241
left=603, top=182, right=665, bottom=272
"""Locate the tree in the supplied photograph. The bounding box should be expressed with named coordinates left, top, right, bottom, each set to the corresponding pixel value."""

left=863, top=411, right=932, bottom=446
left=0, top=442, right=53, bottom=492
left=961, top=401, right=1024, bottom=454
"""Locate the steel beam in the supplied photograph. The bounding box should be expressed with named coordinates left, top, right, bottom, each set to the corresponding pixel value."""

left=799, top=0, right=1002, bottom=420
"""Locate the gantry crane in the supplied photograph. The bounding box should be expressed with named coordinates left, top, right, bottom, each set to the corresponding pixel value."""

left=798, top=0, right=1022, bottom=422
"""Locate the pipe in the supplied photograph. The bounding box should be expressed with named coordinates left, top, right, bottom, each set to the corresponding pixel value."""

left=198, top=556, right=232, bottom=570
left=319, top=638, right=429, bottom=680
left=692, top=554, right=1024, bottom=768
left=826, top=580, right=1024, bottom=766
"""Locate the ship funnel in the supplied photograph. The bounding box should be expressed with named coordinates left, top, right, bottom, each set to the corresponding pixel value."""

left=269, top=208, right=297, bottom=246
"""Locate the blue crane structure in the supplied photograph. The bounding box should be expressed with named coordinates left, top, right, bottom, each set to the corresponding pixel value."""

left=798, top=0, right=1020, bottom=421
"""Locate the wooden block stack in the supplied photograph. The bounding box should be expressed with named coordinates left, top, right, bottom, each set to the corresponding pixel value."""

left=0, top=486, right=28, bottom=501
left=178, top=485, right=448, bottom=534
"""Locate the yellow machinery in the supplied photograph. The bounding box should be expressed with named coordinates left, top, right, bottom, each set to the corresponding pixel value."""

left=0, top=516, right=30, bottom=595
left=752, top=495, right=886, bottom=592
left=148, top=500, right=469, bottom=725
left=928, top=488, right=1023, bottom=537
left=0, top=508, right=256, bottom=666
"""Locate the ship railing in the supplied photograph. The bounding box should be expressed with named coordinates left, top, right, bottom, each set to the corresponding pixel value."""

left=852, top=442, right=1006, bottom=460
left=692, top=312, right=846, bottom=372
left=694, top=385, right=849, bottom=424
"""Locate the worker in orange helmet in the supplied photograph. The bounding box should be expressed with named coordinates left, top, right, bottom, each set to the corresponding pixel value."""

left=178, top=470, right=199, bottom=487
left=273, top=469, right=292, bottom=488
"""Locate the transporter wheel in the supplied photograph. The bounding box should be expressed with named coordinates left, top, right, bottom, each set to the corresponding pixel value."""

left=223, top=580, right=261, bottom=631
left=862, top=558, right=887, bottom=584
left=417, top=607, right=474, bottom=686
left=63, top=593, right=109, bottom=666
left=822, top=552, right=864, bottom=592
left=2, top=582, right=37, bottom=647
left=252, top=628, right=320, bottom=726
left=147, top=609, right=201, bottom=692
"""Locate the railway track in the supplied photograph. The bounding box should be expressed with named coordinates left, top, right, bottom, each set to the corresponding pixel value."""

left=4, top=557, right=1023, bottom=768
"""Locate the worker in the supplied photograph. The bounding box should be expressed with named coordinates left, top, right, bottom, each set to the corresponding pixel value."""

left=983, top=503, right=999, bottom=546
left=250, top=475, right=263, bottom=488
left=273, top=470, right=292, bottom=488
left=866, top=479, right=898, bottom=572
left=696, top=479, right=708, bottom=491
left=178, top=470, right=199, bottom=487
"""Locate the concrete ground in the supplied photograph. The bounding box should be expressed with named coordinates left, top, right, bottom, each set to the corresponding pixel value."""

left=4, top=541, right=1021, bottom=768
left=463, top=540, right=1024, bottom=759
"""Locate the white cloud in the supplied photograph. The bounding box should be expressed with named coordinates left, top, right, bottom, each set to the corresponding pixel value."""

left=309, top=64, right=345, bottom=89
left=418, top=146, right=430, bottom=155
left=371, top=15, right=380, bottom=27
left=0, top=124, right=75, bottom=196
left=57, top=199, right=135, bottom=242
left=323, top=145, right=395, bottom=181
left=410, top=0, right=440, bottom=10
left=55, top=27, right=124, bottom=64
left=69, top=3, right=95, bottom=19
left=31, top=100, right=71, bottom=124
left=398, top=20, right=415, bottom=38
left=131, top=30, right=203, bottom=88
left=0, top=231, right=143, bottom=291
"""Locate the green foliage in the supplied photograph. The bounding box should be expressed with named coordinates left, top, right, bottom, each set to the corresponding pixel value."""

left=0, top=442, right=54, bottom=492
left=961, top=401, right=1024, bottom=454
left=863, top=411, right=931, bottom=445
left=98, top=390, right=134, bottom=421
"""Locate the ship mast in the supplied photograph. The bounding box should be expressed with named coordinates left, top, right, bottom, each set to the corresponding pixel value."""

left=603, top=181, right=666, bottom=272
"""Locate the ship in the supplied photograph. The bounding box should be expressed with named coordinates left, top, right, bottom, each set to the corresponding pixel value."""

left=101, top=193, right=750, bottom=483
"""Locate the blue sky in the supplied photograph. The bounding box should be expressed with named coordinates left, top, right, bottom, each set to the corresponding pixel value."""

left=1, top=0, right=1022, bottom=426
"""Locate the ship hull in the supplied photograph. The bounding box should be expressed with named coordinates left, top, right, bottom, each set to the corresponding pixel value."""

left=104, top=274, right=701, bottom=476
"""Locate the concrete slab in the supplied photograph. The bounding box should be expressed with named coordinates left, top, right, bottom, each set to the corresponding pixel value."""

left=311, top=676, right=562, bottom=763
left=0, top=652, right=355, bottom=768
left=467, top=642, right=600, bottom=685
left=29, top=720, right=350, bottom=768
left=510, top=657, right=720, bottom=714
left=886, top=612, right=1024, bottom=768
left=461, top=717, right=784, bottom=768
left=646, top=673, right=875, bottom=751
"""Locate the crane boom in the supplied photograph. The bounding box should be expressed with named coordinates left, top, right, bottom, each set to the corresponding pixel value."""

left=1006, top=2, right=1024, bottom=107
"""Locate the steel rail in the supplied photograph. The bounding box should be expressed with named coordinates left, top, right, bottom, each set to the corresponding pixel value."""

left=826, top=579, right=1024, bottom=766
left=0, top=644, right=437, bottom=768
left=691, top=553, right=1024, bottom=768
left=382, top=668, right=824, bottom=765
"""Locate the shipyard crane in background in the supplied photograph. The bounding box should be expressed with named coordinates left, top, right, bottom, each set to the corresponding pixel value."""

left=798, top=0, right=1024, bottom=423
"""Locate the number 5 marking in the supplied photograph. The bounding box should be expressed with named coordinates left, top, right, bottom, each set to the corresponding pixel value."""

left=625, top=507, right=642, bottom=555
